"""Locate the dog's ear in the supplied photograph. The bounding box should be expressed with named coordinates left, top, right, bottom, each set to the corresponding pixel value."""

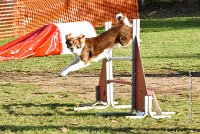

left=77, top=34, right=85, bottom=39
left=65, top=33, right=72, bottom=40
left=77, top=34, right=86, bottom=43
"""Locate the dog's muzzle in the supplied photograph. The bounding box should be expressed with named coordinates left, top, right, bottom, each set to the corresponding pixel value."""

left=66, top=41, right=71, bottom=48
left=69, top=48, right=74, bottom=52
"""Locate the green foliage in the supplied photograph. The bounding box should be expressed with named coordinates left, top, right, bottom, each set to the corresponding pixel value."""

left=144, top=0, right=177, bottom=6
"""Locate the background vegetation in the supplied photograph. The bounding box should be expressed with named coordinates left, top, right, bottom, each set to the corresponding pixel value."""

left=141, top=0, right=200, bottom=11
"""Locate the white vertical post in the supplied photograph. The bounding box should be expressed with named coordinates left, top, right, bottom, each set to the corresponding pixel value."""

left=136, top=19, right=140, bottom=45
left=132, top=19, right=140, bottom=46
left=132, top=19, right=137, bottom=39
left=145, top=96, right=149, bottom=114
left=188, top=72, right=192, bottom=123
left=148, top=96, right=153, bottom=113
left=105, top=22, right=112, bottom=31
left=105, top=22, right=113, bottom=105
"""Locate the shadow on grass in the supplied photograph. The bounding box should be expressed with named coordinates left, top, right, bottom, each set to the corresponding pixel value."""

left=143, top=53, right=200, bottom=59
left=141, top=17, right=200, bottom=32
left=113, top=71, right=200, bottom=77
left=70, top=126, right=200, bottom=133
left=96, top=17, right=200, bottom=34
left=0, top=125, right=200, bottom=133
left=1, top=102, right=95, bottom=117
left=145, top=71, right=200, bottom=77
left=143, top=54, right=200, bottom=76
left=0, top=125, right=60, bottom=132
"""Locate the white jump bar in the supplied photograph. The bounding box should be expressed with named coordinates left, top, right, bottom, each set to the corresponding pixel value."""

left=106, top=57, right=132, bottom=61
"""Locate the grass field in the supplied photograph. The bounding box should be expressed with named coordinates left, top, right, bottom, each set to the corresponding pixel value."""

left=0, top=17, right=199, bottom=75
left=0, top=15, right=200, bottom=134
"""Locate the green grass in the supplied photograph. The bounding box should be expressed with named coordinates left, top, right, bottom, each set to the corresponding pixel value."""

left=0, top=82, right=199, bottom=133
left=1, top=16, right=199, bottom=75
left=140, top=17, right=200, bottom=75
left=0, top=16, right=200, bottom=133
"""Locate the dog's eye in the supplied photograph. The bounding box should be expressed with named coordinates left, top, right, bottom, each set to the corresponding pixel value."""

left=77, top=44, right=81, bottom=48
left=66, top=40, right=72, bottom=47
left=66, top=41, right=69, bottom=45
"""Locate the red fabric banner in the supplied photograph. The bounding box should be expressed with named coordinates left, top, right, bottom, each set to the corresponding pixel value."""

left=0, top=24, right=62, bottom=62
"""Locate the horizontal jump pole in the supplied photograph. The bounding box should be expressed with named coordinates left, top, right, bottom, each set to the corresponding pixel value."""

left=106, top=57, right=132, bottom=61
left=107, top=79, right=132, bottom=85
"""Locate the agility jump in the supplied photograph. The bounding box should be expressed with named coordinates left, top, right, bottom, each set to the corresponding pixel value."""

left=74, top=20, right=175, bottom=119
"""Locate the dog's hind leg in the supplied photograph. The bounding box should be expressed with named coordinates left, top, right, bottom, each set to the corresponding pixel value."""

left=59, top=58, right=90, bottom=76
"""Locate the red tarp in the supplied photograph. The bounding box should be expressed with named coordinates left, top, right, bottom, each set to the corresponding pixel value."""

left=0, top=24, right=62, bottom=62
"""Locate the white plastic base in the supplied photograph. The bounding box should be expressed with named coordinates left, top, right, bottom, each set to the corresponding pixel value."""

left=126, top=96, right=175, bottom=119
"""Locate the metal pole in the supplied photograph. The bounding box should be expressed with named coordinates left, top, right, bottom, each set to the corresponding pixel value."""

left=131, top=20, right=137, bottom=113
left=188, top=71, right=192, bottom=123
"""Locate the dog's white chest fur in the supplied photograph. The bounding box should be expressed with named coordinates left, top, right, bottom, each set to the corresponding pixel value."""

left=73, top=44, right=85, bottom=56
left=92, top=49, right=111, bottom=62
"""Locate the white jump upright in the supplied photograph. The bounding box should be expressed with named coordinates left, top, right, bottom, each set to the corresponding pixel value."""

left=74, top=19, right=175, bottom=119
left=74, top=22, right=114, bottom=111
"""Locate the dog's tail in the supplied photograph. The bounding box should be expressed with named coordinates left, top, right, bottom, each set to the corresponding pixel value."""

left=116, top=13, right=131, bottom=27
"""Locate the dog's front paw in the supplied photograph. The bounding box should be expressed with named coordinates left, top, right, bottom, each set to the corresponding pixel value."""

left=58, top=73, right=67, bottom=77
left=58, top=74, right=64, bottom=77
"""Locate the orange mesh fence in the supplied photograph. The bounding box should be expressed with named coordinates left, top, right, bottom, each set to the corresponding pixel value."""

left=0, top=0, right=25, bottom=39
left=0, top=0, right=138, bottom=40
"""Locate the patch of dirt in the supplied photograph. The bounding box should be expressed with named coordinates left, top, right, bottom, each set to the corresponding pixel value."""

left=0, top=71, right=199, bottom=101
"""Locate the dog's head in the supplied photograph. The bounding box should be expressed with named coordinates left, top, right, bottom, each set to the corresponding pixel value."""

left=65, top=34, right=85, bottom=55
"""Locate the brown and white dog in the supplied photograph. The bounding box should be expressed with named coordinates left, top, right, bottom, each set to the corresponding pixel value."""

left=59, top=13, right=132, bottom=76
